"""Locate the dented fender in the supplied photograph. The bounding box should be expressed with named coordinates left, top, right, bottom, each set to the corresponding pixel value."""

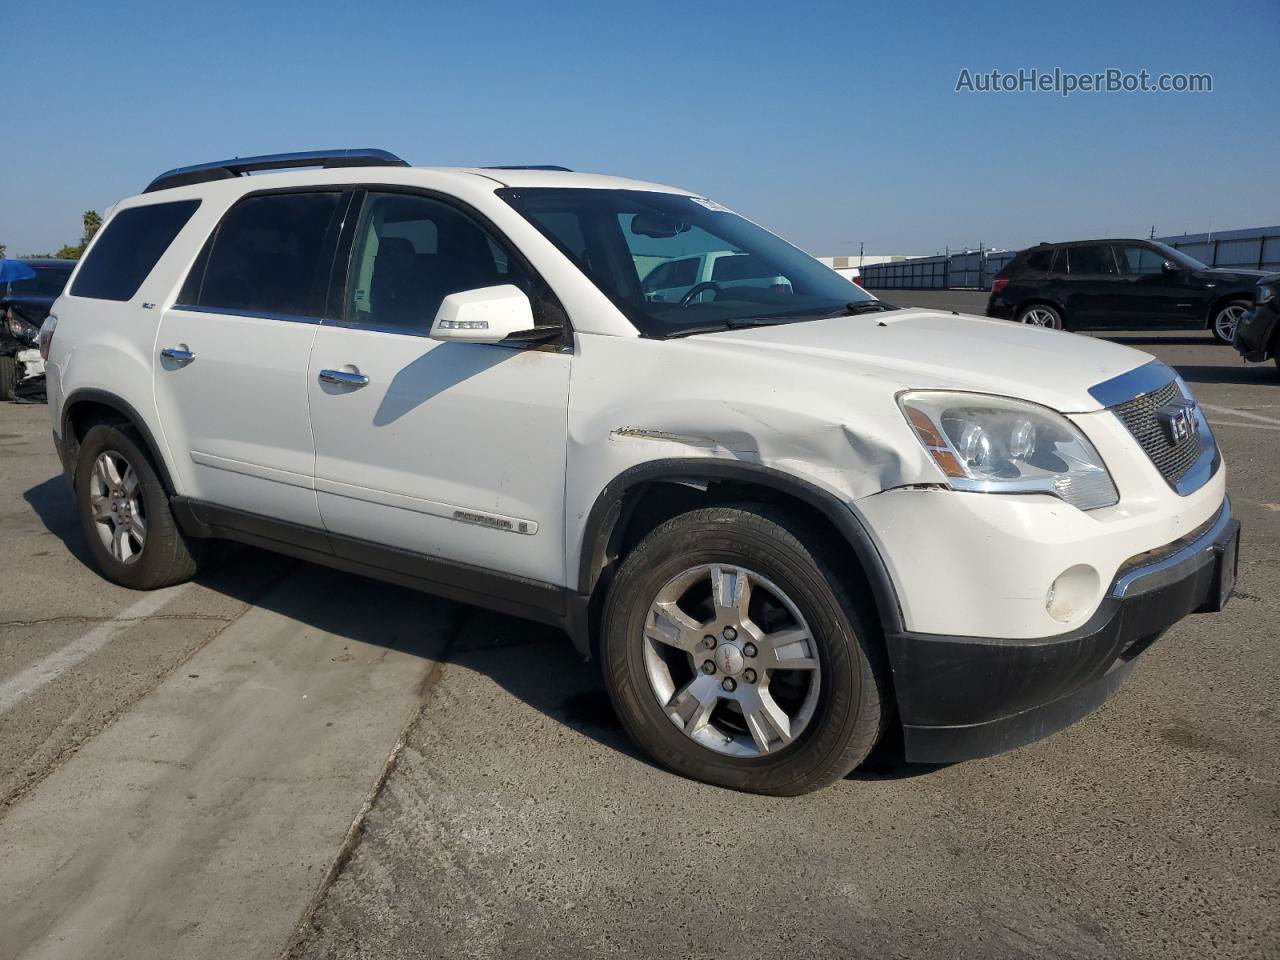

left=563, top=331, right=945, bottom=600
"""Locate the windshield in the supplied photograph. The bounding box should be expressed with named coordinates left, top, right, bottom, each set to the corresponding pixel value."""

left=498, top=188, right=874, bottom=338
left=1150, top=242, right=1209, bottom=272
left=4, top=265, right=72, bottom=300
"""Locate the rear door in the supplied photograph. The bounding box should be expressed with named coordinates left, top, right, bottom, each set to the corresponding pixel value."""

left=306, top=189, right=572, bottom=584
left=154, top=189, right=349, bottom=528
left=1060, top=243, right=1124, bottom=327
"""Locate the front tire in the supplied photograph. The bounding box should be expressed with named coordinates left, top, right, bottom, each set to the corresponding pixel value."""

left=74, top=424, right=202, bottom=590
left=1017, top=303, right=1064, bottom=329
left=1211, top=300, right=1249, bottom=344
left=601, top=506, right=889, bottom=795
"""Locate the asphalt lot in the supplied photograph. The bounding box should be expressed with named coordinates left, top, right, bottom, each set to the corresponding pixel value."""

left=1, top=301, right=1277, bottom=960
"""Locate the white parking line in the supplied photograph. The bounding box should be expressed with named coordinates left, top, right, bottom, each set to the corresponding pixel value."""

left=1200, top=403, right=1280, bottom=426
left=0, top=586, right=187, bottom=717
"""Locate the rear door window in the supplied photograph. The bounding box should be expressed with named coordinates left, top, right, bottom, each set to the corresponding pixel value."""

left=1066, top=244, right=1117, bottom=275
left=179, top=191, right=343, bottom=318
left=70, top=200, right=201, bottom=301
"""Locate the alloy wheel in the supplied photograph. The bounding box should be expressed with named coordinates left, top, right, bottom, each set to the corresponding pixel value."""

left=642, top=563, right=821, bottom=758
left=89, top=450, right=147, bottom=564
left=1214, top=304, right=1246, bottom=343
left=1021, top=307, right=1058, bottom=327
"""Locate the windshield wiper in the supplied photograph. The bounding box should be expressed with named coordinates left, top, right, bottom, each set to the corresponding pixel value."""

left=836, top=300, right=898, bottom=316
left=665, top=317, right=798, bottom=338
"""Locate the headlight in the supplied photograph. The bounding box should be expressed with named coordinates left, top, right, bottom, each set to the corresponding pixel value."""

left=1257, top=284, right=1275, bottom=305
left=898, top=391, right=1119, bottom=510
left=5, top=312, right=39, bottom=346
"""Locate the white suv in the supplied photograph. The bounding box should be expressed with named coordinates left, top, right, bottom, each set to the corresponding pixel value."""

left=43, top=150, right=1239, bottom=795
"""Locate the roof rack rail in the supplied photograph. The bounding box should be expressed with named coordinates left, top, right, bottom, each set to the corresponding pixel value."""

left=483, top=165, right=573, bottom=172
left=144, top=148, right=409, bottom=193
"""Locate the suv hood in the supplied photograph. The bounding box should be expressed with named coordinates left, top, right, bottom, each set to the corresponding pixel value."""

left=694, top=308, right=1154, bottom=413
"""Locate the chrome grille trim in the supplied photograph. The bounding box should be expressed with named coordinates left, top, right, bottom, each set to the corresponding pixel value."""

left=1089, top=360, right=1220, bottom=497
left=1112, top=380, right=1203, bottom=485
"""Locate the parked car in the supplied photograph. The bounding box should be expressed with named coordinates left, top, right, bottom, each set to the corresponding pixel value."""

left=641, top=250, right=791, bottom=303
left=1232, top=273, right=1279, bottom=373
left=986, top=239, right=1265, bottom=343
left=2, top=258, right=73, bottom=398
left=44, top=150, right=1238, bottom=795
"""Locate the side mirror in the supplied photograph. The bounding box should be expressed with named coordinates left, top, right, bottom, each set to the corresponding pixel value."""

left=430, top=285, right=539, bottom=344
left=1161, top=259, right=1180, bottom=274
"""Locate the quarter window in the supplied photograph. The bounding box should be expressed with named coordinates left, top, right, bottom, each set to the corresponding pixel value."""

left=1023, top=248, right=1054, bottom=272
left=344, top=192, right=558, bottom=331
left=70, top=200, right=200, bottom=301
left=180, top=191, right=343, bottom=318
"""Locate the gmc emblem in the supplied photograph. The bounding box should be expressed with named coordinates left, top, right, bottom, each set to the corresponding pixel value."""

left=1158, top=399, right=1199, bottom=445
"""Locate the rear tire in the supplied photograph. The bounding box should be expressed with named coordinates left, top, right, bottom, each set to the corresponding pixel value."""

left=601, top=506, right=889, bottom=795
left=73, top=424, right=202, bottom=590
left=0, top=355, right=17, bottom=401
left=1016, top=303, right=1064, bottom=329
left=1211, top=300, right=1249, bottom=344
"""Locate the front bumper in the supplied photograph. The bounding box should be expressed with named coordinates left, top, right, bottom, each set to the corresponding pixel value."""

left=889, top=498, right=1239, bottom=764
left=1233, top=304, right=1277, bottom=362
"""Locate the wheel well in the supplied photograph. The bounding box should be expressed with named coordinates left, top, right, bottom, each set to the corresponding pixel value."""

left=1205, top=293, right=1250, bottom=326
left=1015, top=299, right=1065, bottom=322
left=62, top=395, right=174, bottom=492
left=581, top=475, right=893, bottom=660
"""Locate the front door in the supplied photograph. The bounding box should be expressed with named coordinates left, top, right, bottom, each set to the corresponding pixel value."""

left=307, top=190, right=572, bottom=584
left=1110, top=243, right=1198, bottom=326
left=154, top=190, right=347, bottom=528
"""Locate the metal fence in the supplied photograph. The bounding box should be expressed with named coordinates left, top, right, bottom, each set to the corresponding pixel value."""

left=859, top=225, right=1280, bottom=290
left=1158, top=226, right=1280, bottom=272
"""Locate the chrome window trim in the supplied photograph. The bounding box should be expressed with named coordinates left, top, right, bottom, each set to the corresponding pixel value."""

left=169, top=304, right=322, bottom=325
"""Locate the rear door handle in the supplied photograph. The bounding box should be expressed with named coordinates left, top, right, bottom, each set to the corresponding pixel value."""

left=318, top=369, right=369, bottom=387
left=160, top=347, right=195, bottom=364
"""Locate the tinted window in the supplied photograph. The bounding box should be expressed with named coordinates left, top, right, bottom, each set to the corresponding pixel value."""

left=1067, top=244, right=1117, bottom=275
left=6, top=265, right=72, bottom=299
left=345, top=192, right=556, bottom=331
left=711, top=253, right=775, bottom=282
left=181, top=192, right=342, bottom=318
left=70, top=200, right=200, bottom=301
left=643, top=258, right=698, bottom=293
left=1023, top=248, right=1054, bottom=272
left=1114, top=245, right=1167, bottom=274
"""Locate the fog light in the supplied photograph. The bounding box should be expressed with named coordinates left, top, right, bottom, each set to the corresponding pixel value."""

left=1046, top=565, right=1101, bottom=623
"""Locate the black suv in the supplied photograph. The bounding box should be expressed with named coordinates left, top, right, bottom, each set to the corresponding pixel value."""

left=1233, top=273, right=1279, bottom=373
left=986, top=239, right=1265, bottom=343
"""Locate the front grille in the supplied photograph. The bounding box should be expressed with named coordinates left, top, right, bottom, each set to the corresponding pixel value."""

left=1111, top=380, right=1203, bottom=485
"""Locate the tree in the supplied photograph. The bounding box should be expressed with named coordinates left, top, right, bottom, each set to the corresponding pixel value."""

left=54, top=210, right=103, bottom=260
left=0, top=242, right=7, bottom=259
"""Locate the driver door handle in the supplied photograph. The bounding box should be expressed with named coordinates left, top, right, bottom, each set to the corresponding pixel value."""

left=319, top=369, right=370, bottom=388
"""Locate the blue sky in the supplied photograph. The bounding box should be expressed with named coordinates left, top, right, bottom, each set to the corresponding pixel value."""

left=3, top=0, right=1276, bottom=258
